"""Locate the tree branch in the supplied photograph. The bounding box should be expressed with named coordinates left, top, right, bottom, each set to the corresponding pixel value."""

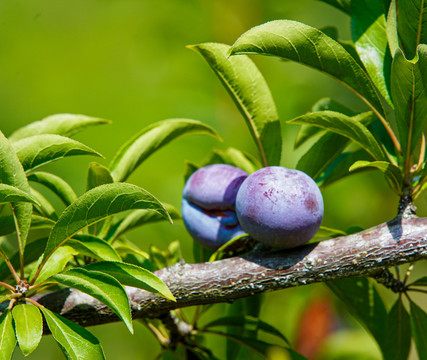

left=20, top=215, right=427, bottom=328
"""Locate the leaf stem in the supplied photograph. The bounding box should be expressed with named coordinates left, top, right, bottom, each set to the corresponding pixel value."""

left=0, top=247, right=20, bottom=283
left=0, top=281, right=15, bottom=292
left=407, top=288, right=427, bottom=295
left=10, top=204, right=25, bottom=279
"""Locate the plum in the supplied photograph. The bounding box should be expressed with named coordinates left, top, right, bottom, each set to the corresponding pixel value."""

left=182, top=164, right=248, bottom=249
left=236, top=166, right=323, bottom=249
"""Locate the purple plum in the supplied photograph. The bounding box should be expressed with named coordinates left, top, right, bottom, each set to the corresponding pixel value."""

left=236, top=166, right=323, bottom=249
left=182, top=164, right=248, bottom=249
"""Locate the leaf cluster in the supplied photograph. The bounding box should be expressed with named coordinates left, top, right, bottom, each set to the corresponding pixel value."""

left=0, top=115, right=219, bottom=358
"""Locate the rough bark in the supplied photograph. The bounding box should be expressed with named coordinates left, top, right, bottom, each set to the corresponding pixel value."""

left=23, top=215, right=427, bottom=328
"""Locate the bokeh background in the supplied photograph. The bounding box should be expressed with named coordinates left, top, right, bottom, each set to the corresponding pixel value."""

left=1, top=0, right=425, bottom=359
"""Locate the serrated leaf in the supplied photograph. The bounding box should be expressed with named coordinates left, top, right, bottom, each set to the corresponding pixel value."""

left=349, top=160, right=403, bottom=194
left=203, top=315, right=289, bottom=345
left=12, top=134, right=102, bottom=171
left=28, top=172, right=77, bottom=206
left=31, top=245, right=77, bottom=284
left=189, top=42, right=281, bottom=166
left=40, top=306, right=105, bottom=360
left=383, top=298, right=411, bottom=360
left=318, top=149, right=373, bottom=188
left=0, top=131, right=32, bottom=254
left=84, top=261, right=175, bottom=301
left=408, top=276, right=427, bottom=287
left=327, top=277, right=387, bottom=354
left=351, top=0, right=392, bottom=105
left=30, top=187, right=58, bottom=220
left=108, top=204, right=181, bottom=242
left=295, top=98, right=356, bottom=149
left=52, top=267, right=133, bottom=333
left=397, top=1, right=427, bottom=59
left=0, top=310, right=15, bottom=360
left=12, top=304, right=42, bottom=356
left=410, top=300, right=427, bottom=360
left=230, top=20, right=385, bottom=118
left=69, top=234, right=121, bottom=262
left=110, top=119, right=221, bottom=182
left=391, top=46, right=427, bottom=156
left=0, top=184, right=37, bottom=205
left=288, top=111, right=387, bottom=161
left=43, top=183, right=171, bottom=259
left=86, top=162, right=113, bottom=191
left=316, top=0, right=351, bottom=14
left=9, top=114, right=110, bottom=142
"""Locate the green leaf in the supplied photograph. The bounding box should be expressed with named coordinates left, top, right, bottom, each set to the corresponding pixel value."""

left=383, top=298, right=411, bottom=360
left=327, top=277, right=387, bottom=354
left=309, top=226, right=347, bottom=242
left=203, top=315, right=289, bottom=345
left=318, top=149, right=373, bottom=188
left=351, top=0, right=392, bottom=105
left=408, top=276, right=427, bottom=287
left=30, top=187, right=58, bottom=220
left=40, top=306, right=105, bottom=360
left=295, top=98, right=356, bottom=149
left=43, top=183, right=171, bottom=259
left=0, top=184, right=37, bottom=205
left=0, top=310, right=16, bottom=360
left=410, top=300, right=427, bottom=360
left=28, top=172, right=77, bottom=206
left=230, top=20, right=385, bottom=119
left=0, top=131, right=32, bottom=254
left=9, top=114, right=110, bottom=142
left=296, top=132, right=350, bottom=180
left=208, top=148, right=260, bottom=174
left=0, top=214, right=53, bottom=238
left=189, top=42, right=281, bottom=166
left=107, top=204, right=181, bottom=242
left=316, top=0, right=351, bottom=14
left=52, top=267, right=133, bottom=333
left=205, top=330, right=307, bottom=359
left=110, top=119, right=221, bottom=182
left=209, top=234, right=251, bottom=262
left=86, top=162, right=113, bottom=191
left=386, top=0, right=399, bottom=58
left=391, top=46, right=427, bottom=156
left=349, top=160, right=403, bottom=194
left=12, top=304, right=42, bottom=356
left=288, top=111, right=387, bottom=161
left=13, top=134, right=102, bottom=171
left=69, top=234, right=121, bottom=261
left=397, top=0, right=427, bottom=59
left=84, top=261, right=175, bottom=301
left=30, top=245, right=77, bottom=284
left=114, top=250, right=151, bottom=271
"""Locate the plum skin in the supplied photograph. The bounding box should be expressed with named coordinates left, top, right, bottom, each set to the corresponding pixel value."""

left=235, top=166, right=323, bottom=249
left=182, top=164, right=248, bottom=249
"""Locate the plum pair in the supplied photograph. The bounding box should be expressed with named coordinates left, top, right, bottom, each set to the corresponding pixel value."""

left=182, top=164, right=324, bottom=250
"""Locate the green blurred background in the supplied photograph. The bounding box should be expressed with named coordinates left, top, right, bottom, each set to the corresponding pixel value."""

left=2, top=0, right=425, bottom=359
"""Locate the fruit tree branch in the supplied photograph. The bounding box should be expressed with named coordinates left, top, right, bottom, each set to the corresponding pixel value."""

left=9, top=215, right=427, bottom=328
